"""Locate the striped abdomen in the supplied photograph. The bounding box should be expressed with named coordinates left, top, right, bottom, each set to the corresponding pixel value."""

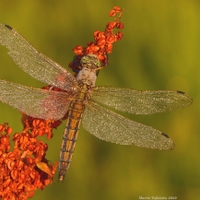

left=58, top=99, right=85, bottom=181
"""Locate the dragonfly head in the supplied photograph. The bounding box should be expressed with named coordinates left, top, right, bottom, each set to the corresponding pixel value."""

left=80, top=54, right=101, bottom=72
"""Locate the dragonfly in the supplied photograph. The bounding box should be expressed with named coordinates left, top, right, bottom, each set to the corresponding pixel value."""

left=0, top=24, right=192, bottom=181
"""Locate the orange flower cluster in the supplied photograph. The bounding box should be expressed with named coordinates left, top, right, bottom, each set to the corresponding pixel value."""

left=0, top=120, right=58, bottom=200
left=69, top=6, right=124, bottom=73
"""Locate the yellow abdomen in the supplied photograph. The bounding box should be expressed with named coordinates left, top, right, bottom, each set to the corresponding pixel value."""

left=58, top=86, right=87, bottom=182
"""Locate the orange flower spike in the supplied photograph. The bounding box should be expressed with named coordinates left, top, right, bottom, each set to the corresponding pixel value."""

left=71, top=6, right=124, bottom=73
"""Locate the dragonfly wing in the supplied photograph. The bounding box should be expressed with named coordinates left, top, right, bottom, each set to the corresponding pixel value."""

left=0, top=80, right=73, bottom=120
left=91, top=86, right=192, bottom=115
left=82, top=101, right=174, bottom=150
left=0, top=24, right=78, bottom=91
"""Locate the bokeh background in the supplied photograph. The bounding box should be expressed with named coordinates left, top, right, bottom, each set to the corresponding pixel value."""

left=0, top=0, right=199, bottom=199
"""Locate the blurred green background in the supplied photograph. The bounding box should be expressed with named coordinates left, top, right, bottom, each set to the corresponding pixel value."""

left=0, top=0, right=199, bottom=200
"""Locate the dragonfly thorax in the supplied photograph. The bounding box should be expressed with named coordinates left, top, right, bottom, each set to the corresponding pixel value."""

left=76, top=54, right=101, bottom=86
left=76, top=66, right=97, bottom=86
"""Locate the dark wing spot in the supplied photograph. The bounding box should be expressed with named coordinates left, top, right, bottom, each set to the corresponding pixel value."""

left=177, top=90, right=185, bottom=95
left=161, top=132, right=170, bottom=138
left=4, top=24, right=13, bottom=30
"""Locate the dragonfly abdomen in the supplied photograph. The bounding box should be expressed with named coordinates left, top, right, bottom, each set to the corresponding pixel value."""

left=58, top=69, right=97, bottom=181
left=58, top=100, right=85, bottom=181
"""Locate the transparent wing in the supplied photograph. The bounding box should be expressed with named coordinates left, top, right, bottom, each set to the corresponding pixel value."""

left=91, top=86, right=192, bottom=115
left=82, top=101, right=174, bottom=150
left=0, top=80, right=73, bottom=120
left=0, top=24, right=78, bottom=91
